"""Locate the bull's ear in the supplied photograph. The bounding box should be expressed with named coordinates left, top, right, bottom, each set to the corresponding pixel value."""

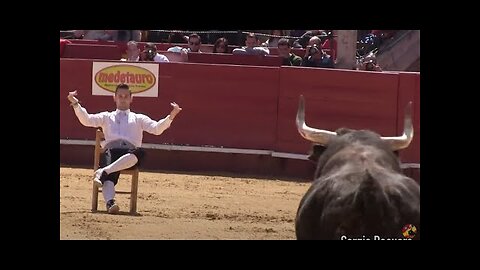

left=335, top=127, right=354, bottom=136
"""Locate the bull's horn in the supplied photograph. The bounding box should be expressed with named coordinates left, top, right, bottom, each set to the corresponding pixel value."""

left=381, top=101, right=414, bottom=151
left=296, top=95, right=336, bottom=146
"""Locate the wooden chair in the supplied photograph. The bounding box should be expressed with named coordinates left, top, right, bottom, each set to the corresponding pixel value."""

left=91, top=129, right=139, bottom=214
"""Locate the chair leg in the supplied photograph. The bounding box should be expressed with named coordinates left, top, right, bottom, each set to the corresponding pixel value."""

left=130, top=171, right=139, bottom=214
left=92, top=182, right=99, bottom=212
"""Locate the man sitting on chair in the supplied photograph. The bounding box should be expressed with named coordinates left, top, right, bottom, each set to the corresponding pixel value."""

left=67, top=83, right=182, bottom=214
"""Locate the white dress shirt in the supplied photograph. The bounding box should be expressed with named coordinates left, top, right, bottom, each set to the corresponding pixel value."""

left=73, top=105, right=173, bottom=148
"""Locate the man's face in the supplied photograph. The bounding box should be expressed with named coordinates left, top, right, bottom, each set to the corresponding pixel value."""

left=188, top=37, right=201, bottom=52
left=245, top=37, right=257, bottom=48
left=114, top=88, right=132, bottom=110
left=215, top=42, right=227, bottom=53
left=278, top=44, right=290, bottom=58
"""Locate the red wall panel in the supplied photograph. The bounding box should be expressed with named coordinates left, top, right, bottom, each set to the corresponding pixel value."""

left=276, top=67, right=400, bottom=154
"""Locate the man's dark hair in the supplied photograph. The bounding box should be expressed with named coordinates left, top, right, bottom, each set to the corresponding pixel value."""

left=115, top=83, right=131, bottom=94
left=246, top=32, right=259, bottom=41
left=189, top=33, right=201, bottom=43
left=277, top=38, right=290, bottom=47
left=144, top=42, right=157, bottom=52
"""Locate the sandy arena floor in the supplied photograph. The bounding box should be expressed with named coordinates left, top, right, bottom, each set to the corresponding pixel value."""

left=60, top=167, right=310, bottom=240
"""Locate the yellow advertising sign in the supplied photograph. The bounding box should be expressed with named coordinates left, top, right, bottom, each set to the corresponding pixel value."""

left=92, top=62, right=159, bottom=97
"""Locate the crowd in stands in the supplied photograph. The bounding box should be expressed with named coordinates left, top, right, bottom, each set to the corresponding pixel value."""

left=60, top=30, right=399, bottom=71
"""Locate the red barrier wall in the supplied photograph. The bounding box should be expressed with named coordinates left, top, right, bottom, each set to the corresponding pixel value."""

left=276, top=67, right=400, bottom=154
left=62, top=44, right=121, bottom=60
left=60, top=59, right=420, bottom=165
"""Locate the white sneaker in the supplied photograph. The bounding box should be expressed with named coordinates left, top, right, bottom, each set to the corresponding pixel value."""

left=93, top=168, right=106, bottom=187
left=107, top=199, right=120, bottom=214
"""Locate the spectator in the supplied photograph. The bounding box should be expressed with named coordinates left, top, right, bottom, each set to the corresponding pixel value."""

left=319, top=31, right=337, bottom=60
left=168, top=33, right=202, bottom=52
left=292, top=30, right=326, bottom=48
left=232, top=33, right=270, bottom=56
left=302, top=41, right=334, bottom=69
left=168, top=33, right=203, bottom=61
left=357, top=30, right=396, bottom=57
left=212, top=37, right=230, bottom=53
left=185, top=34, right=202, bottom=53
left=308, top=36, right=322, bottom=47
left=277, top=38, right=302, bottom=66
left=142, top=43, right=169, bottom=62
left=121, top=41, right=140, bottom=61
left=360, top=56, right=382, bottom=72
left=262, top=30, right=286, bottom=47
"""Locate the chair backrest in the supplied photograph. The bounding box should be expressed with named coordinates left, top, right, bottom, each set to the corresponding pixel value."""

left=94, top=129, right=105, bottom=171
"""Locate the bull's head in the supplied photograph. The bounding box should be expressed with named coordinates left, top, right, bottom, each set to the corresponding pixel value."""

left=296, top=95, right=413, bottom=151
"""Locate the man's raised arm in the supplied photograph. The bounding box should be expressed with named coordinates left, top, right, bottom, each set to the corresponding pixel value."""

left=67, top=90, right=106, bottom=128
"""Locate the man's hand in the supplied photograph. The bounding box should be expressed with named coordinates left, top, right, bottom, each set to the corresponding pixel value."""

left=304, top=46, right=311, bottom=58
left=169, top=102, right=182, bottom=119
left=67, top=90, right=79, bottom=104
left=180, top=48, right=189, bottom=61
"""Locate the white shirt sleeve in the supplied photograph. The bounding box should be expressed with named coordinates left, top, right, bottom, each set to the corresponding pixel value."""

left=252, top=46, right=270, bottom=55
left=73, top=105, right=107, bottom=128
left=139, top=114, right=173, bottom=135
left=154, top=54, right=170, bottom=62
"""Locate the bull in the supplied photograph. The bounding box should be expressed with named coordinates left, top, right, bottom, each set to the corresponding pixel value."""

left=295, top=95, right=420, bottom=240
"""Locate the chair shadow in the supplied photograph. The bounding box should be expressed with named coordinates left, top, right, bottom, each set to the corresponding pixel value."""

left=91, top=210, right=143, bottom=217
